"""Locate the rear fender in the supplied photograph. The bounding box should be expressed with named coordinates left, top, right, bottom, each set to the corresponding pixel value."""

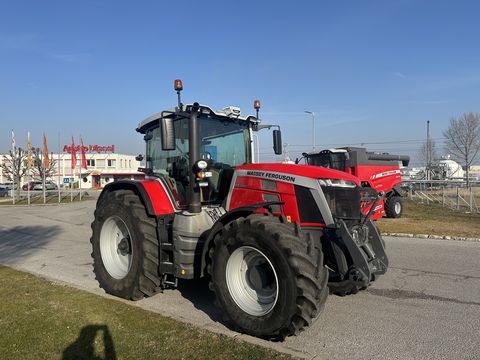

left=98, top=179, right=175, bottom=216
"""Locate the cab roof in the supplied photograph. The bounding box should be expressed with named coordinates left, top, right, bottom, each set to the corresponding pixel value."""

left=136, top=104, right=259, bottom=134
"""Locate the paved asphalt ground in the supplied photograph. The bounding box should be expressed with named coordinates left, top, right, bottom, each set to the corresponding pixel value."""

left=0, top=201, right=479, bottom=360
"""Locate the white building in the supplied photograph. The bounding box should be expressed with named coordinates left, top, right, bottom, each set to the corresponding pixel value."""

left=54, top=152, right=144, bottom=189
left=0, top=146, right=144, bottom=189
left=470, top=165, right=480, bottom=180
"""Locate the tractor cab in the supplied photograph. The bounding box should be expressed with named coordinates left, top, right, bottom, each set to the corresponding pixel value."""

left=136, top=82, right=282, bottom=214
left=136, top=104, right=259, bottom=208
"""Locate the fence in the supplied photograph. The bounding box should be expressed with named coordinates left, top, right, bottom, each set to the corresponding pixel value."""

left=404, top=180, right=480, bottom=213
left=1, top=187, right=96, bottom=205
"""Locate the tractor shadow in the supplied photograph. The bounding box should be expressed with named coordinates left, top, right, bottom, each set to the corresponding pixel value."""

left=177, top=277, right=224, bottom=324
left=0, top=225, right=62, bottom=264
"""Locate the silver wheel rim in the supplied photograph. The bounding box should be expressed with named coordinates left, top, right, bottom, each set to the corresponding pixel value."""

left=226, top=246, right=279, bottom=316
left=100, top=216, right=133, bottom=279
left=394, top=202, right=402, bottom=214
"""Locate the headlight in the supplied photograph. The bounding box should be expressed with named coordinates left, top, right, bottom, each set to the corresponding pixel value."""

left=319, top=178, right=357, bottom=188
left=197, top=160, right=208, bottom=170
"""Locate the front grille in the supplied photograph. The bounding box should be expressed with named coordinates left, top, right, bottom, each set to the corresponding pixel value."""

left=295, top=185, right=324, bottom=223
left=322, top=186, right=361, bottom=220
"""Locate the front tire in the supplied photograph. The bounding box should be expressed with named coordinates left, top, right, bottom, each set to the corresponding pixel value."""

left=385, top=196, right=403, bottom=218
left=208, top=214, right=329, bottom=340
left=90, top=190, right=160, bottom=300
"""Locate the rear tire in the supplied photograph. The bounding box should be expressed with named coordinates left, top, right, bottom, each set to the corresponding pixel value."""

left=385, top=196, right=403, bottom=218
left=90, top=190, right=160, bottom=300
left=208, top=214, right=328, bottom=340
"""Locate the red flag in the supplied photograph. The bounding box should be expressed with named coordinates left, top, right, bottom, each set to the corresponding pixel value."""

left=71, top=136, right=77, bottom=170
left=80, top=137, right=87, bottom=170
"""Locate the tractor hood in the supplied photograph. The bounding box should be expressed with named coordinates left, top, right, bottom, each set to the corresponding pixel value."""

left=236, top=163, right=360, bottom=185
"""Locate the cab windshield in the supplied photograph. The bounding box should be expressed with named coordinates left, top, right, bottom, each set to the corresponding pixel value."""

left=145, top=115, right=251, bottom=207
left=306, top=153, right=346, bottom=171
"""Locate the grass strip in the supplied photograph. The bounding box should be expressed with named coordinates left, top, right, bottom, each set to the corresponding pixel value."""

left=377, top=199, right=480, bottom=238
left=0, top=266, right=293, bottom=360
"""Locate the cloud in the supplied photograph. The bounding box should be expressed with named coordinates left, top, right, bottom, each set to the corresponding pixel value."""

left=0, top=33, right=91, bottom=65
left=0, top=33, right=40, bottom=51
left=393, top=72, right=407, bottom=79
left=47, top=52, right=92, bottom=64
left=321, top=117, right=366, bottom=127
left=427, top=74, right=480, bottom=91
left=404, top=100, right=447, bottom=105
left=407, top=73, right=480, bottom=97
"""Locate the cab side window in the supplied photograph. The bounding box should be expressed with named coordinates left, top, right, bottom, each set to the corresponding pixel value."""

left=146, top=119, right=190, bottom=208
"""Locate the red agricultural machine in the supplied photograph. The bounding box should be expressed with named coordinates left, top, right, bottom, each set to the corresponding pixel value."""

left=90, top=81, right=388, bottom=340
left=301, top=148, right=410, bottom=219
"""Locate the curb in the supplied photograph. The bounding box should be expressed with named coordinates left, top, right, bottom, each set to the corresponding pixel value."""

left=383, top=232, right=480, bottom=242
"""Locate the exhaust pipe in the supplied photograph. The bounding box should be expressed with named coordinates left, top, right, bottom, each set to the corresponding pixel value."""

left=189, top=103, right=201, bottom=213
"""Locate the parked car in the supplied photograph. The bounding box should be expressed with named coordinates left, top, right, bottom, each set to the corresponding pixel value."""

left=0, top=186, right=8, bottom=197
left=0, top=182, right=12, bottom=190
left=22, top=181, right=43, bottom=191
left=33, top=181, right=58, bottom=191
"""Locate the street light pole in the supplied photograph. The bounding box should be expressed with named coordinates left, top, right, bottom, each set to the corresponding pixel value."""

left=304, top=111, right=316, bottom=151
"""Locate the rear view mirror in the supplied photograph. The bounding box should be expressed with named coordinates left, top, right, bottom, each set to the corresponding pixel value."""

left=161, top=118, right=176, bottom=151
left=273, top=129, right=282, bottom=155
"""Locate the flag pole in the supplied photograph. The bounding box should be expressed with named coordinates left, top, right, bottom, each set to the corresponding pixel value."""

left=42, top=147, right=46, bottom=204
left=70, top=136, right=75, bottom=202
left=43, top=162, right=46, bottom=204
left=42, top=134, right=47, bottom=204
left=11, top=130, right=15, bottom=205
left=27, top=131, right=31, bottom=205
left=27, top=166, right=30, bottom=205
left=70, top=151, right=73, bottom=203
left=70, top=141, right=73, bottom=202
left=58, top=132, right=61, bottom=204
left=79, top=136, right=82, bottom=201
left=79, top=164, right=82, bottom=200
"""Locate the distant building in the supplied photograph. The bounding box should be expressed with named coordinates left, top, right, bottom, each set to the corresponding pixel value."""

left=470, top=165, right=480, bottom=180
left=0, top=144, right=144, bottom=189
left=54, top=152, right=144, bottom=189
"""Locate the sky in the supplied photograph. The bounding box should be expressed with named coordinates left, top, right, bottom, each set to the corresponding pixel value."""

left=1, top=0, right=479, bottom=166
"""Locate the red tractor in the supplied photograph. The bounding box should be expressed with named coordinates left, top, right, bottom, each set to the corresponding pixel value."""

left=302, top=148, right=410, bottom=219
left=90, top=81, right=388, bottom=340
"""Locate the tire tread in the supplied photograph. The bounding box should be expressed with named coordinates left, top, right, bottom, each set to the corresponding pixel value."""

left=207, top=213, right=329, bottom=340
left=90, top=189, right=161, bottom=300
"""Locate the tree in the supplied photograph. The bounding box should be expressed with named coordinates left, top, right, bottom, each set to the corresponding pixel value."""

left=1, top=147, right=28, bottom=199
left=31, top=147, right=57, bottom=180
left=443, top=112, right=480, bottom=186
